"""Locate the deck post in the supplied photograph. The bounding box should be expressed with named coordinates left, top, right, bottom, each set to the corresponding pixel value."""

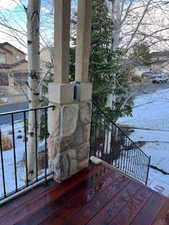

left=75, top=0, right=92, bottom=82
left=48, top=0, right=92, bottom=183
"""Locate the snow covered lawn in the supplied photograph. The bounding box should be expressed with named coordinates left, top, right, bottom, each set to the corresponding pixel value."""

left=0, top=120, right=47, bottom=200
left=118, top=88, right=169, bottom=197
left=0, top=121, right=26, bottom=199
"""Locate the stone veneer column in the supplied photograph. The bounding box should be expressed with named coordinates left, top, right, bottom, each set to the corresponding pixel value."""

left=48, top=82, right=92, bottom=182
left=48, top=0, right=92, bottom=182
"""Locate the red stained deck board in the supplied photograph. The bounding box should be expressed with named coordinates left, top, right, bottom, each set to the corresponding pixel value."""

left=0, top=164, right=102, bottom=225
left=86, top=180, right=144, bottom=225
left=16, top=165, right=124, bottom=225
left=108, top=184, right=152, bottom=225
left=63, top=175, right=130, bottom=225
left=1, top=163, right=169, bottom=225
left=151, top=200, right=169, bottom=225
left=42, top=172, right=129, bottom=225
left=130, top=192, right=167, bottom=225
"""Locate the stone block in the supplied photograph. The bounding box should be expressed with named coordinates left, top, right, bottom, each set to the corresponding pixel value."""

left=83, top=124, right=91, bottom=143
left=73, top=122, right=84, bottom=146
left=48, top=82, right=74, bottom=104
left=80, top=102, right=92, bottom=125
left=77, top=143, right=90, bottom=161
left=61, top=104, right=79, bottom=137
left=79, top=82, right=92, bottom=101
left=48, top=105, right=60, bottom=135
left=78, top=159, right=89, bottom=170
left=48, top=135, right=61, bottom=159
left=50, top=149, right=78, bottom=182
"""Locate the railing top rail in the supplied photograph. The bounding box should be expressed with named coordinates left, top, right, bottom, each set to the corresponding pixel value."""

left=92, top=103, right=150, bottom=159
left=0, top=105, right=55, bottom=117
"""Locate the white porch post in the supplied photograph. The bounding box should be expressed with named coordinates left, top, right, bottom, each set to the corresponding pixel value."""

left=48, top=0, right=92, bottom=183
left=75, top=0, right=92, bottom=82
left=54, top=0, right=70, bottom=83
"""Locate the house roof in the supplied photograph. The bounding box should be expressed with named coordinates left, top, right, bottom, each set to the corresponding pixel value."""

left=0, top=59, right=27, bottom=69
left=0, top=42, right=26, bottom=55
left=0, top=46, right=13, bottom=54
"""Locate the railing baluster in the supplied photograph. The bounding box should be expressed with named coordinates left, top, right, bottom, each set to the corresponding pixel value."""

left=23, top=111, right=28, bottom=186
left=0, top=105, right=54, bottom=204
left=146, top=156, right=151, bottom=185
left=11, top=113, right=18, bottom=192
left=0, top=129, right=6, bottom=198
left=90, top=103, right=150, bottom=185
left=34, top=109, right=38, bottom=181
left=44, top=108, right=48, bottom=183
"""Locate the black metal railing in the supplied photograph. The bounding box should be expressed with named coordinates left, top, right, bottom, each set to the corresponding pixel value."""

left=0, top=102, right=150, bottom=203
left=90, top=107, right=151, bottom=185
left=0, top=105, right=54, bottom=203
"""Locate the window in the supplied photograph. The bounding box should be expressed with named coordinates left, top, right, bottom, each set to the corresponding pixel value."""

left=16, top=56, right=20, bottom=62
left=0, top=54, right=6, bottom=64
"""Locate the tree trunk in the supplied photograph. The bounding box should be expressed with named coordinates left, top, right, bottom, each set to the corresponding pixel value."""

left=104, top=0, right=121, bottom=154
left=27, top=0, right=41, bottom=181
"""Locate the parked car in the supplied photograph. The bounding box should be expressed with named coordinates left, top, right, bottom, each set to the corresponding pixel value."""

left=142, top=71, right=155, bottom=78
left=152, top=72, right=168, bottom=83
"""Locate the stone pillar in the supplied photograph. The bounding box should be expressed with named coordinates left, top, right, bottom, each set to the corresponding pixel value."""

left=48, top=83, right=92, bottom=182
left=48, top=0, right=92, bottom=183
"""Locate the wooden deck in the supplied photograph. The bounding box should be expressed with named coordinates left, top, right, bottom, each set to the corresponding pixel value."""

left=1, top=163, right=169, bottom=225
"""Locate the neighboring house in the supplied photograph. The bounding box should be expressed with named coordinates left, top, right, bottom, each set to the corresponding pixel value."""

left=150, top=51, right=169, bottom=73
left=132, top=64, right=151, bottom=77
left=0, top=42, right=28, bottom=86
left=129, top=50, right=169, bottom=79
left=122, top=59, right=150, bottom=78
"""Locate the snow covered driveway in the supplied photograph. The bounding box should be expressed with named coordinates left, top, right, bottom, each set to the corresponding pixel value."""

left=118, top=87, right=169, bottom=197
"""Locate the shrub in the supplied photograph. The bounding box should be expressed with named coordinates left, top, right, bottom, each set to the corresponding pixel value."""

left=131, top=76, right=143, bottom=83
left=1, top=136, right=12, bottom=151
left=8, top=130, right=13, bottom=135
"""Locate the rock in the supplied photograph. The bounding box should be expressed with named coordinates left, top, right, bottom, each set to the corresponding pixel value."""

left=77, top=143, right=90, bottom=161
left=17, top=135, right=22, bottom=139
left=61, top=104, right=79, bottom=137
left=80, top=102, right=91, bottom=125
left=51, top=149, right=78, bottom=182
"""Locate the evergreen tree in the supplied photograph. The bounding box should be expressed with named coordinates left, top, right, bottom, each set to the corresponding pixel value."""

left=90, top=0, right=133, bottom=122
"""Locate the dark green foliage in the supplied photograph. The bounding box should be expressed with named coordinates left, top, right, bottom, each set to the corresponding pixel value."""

left=69, top=47, right=75, bottom=81
left=90, top=0, right=133, bottom=122
left=39, top=113, right=48, bottom=140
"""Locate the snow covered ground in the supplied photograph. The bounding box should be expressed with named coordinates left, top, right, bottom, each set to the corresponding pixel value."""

left=0, top=121, right=26, bottom=199
left=118, top=88, right=169, bottom=197
left=0, top=120, right=47, bottom=200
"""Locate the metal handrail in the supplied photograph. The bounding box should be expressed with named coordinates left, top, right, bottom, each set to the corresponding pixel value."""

left=90, top=104, right=151, bottom=185
left=0, top=105, right=54, bottom=204
left=93, top=105, right=149, bottom=158
left=0, top=105, right=55, bottom=116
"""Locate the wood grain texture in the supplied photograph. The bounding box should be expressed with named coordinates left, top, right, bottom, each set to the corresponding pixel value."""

left=0, top=163, right=169, bottom=225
